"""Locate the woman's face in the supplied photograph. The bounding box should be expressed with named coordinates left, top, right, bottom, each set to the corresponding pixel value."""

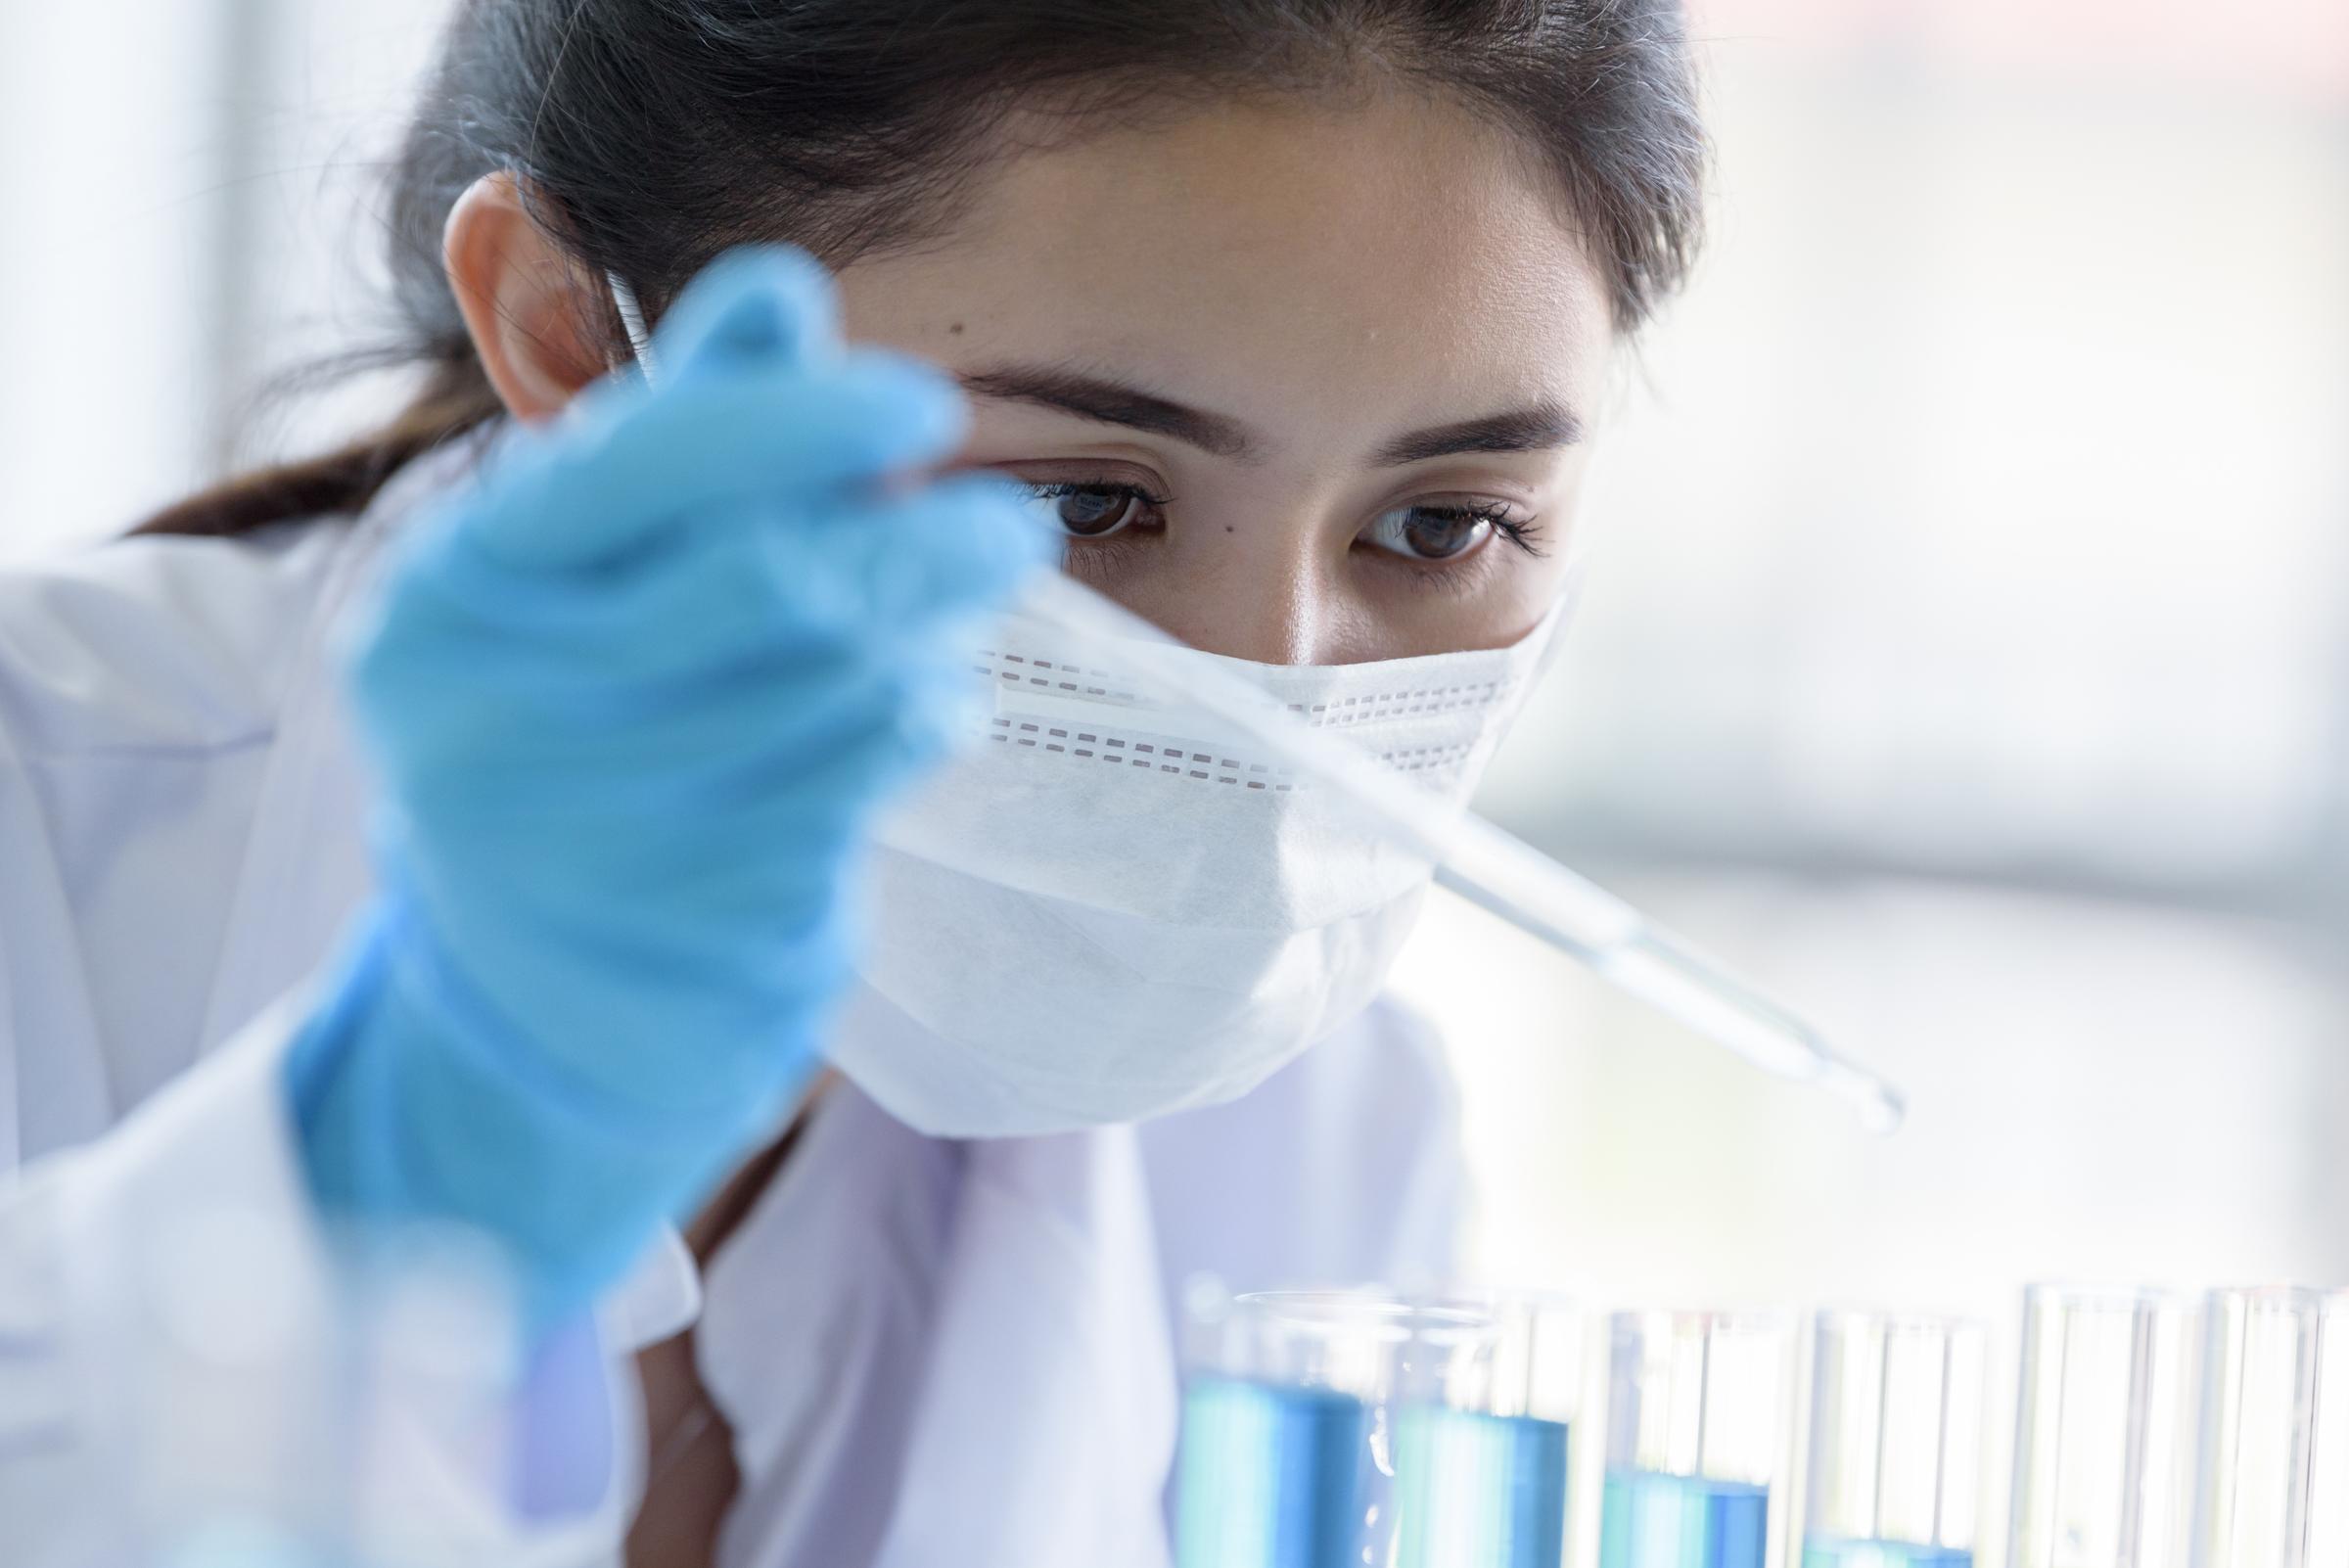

left=834, top=88, right=1612, bottom=665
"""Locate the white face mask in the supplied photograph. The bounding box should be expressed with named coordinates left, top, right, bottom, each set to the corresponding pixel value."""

left=826, top=596, right=1571, bottom=1137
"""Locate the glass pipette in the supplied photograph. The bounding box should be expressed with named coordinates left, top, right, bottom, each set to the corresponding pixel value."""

left=611, top=274, right=1906, bottom=1133
left=1013, top=570, right=1907, bottom=1134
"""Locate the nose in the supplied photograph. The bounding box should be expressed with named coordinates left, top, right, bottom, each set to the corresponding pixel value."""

left=1117, top=549, right=1340, bottom=666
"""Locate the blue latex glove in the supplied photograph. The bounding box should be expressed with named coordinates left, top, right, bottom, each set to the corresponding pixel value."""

left=286, top=247, right=1043, bottom=1320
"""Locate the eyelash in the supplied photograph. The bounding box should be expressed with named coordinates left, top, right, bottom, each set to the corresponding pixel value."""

left=1026, top=480, right=1175, bottom=520
left=1404, top=502, right=1550, bottom=560
left=1020, top=481, right=1548, bottom=560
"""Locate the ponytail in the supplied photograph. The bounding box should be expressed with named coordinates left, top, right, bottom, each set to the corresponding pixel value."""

left=133, top=354, right=501, bottom=539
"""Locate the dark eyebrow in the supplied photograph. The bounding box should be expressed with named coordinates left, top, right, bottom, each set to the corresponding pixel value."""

left=957, top=363, right=1263, bottom=461
left=1367, top=403, right=1584, bottom=467
left=957, top=361, right=1581, bottom=470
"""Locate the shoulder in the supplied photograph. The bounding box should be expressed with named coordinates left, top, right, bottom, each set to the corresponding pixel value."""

left=0, top=521, right=360, bottom=758
left=0, top=520, right=380, bottom=1156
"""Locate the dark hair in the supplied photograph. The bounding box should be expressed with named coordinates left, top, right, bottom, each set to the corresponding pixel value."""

left=141, top=0, right=1706, bottom=539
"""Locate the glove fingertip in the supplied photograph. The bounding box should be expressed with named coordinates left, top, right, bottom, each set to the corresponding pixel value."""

left=942, top=486, right=1059, bottom=605
left=659, top=247, right=842, bottom=381
left=834, top=355, right=971, bottom=464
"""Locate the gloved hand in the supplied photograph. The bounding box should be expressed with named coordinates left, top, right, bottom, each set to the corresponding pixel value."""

left=285, top=247, right=1043, bottom=1321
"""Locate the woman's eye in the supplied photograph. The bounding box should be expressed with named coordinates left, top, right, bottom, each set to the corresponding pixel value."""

left=1019, top=483, right=1159, bottom=539
left=1360, top=505, right=1498, bottom=562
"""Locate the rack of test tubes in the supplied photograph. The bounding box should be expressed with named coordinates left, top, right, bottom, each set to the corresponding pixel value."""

left=1171, top=1281, right=2349, bottom=1568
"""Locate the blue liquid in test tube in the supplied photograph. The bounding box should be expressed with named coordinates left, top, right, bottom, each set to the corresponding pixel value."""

left=1175, top=1290, right=1585, bottom=1568
left=1174, top=1376, right=1371, bottom=1568
left=1801, top=1539, right=1973, bottom=1568
left=1392, top=1407, right=1571, bottom=1568
left=1598, top=1469, right=1771, bottom=1568
left=1601, top=1311, right=1788, bottom=1568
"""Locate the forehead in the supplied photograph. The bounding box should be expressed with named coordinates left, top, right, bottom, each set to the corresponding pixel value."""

left=837, top=88, right=1613, bottom=438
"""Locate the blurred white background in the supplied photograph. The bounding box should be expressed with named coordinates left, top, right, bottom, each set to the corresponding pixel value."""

left=1427, top=0, right=2349, bottom=1300
left=1, top=0, right=2344, bottom=1550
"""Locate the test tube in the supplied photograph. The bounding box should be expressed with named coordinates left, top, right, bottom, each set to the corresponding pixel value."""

left=2008, top=1285, right=2199, bottom=1568
left=1391, top=1293, right=1587, bottom=1568
left=1174, top=1287, right=1503, bottom=1568
left=1600, top=1310, right=1792, bottom=1568
left=2190, top=1286, right=2349, bottom=1568
left=1800, top=1312, right=1987, bottom=1568
left=2311, top=1293, right=2349, bottom=1568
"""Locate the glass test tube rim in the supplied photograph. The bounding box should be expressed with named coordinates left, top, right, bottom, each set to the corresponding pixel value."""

left=1412, top=1285, right=1588, bottom=1320
left=1613, top=1305, right=1796, bottom=1338
left=1811, top=1306, right=1992, bottom=1340
left=2203, top=1283, right=2332, bottom=1312
left=1231, top=1288, right=1499, bottom=1348
left=2022, top=1281, right=2199, bottom=1316
left=1222, top=1286, right=1589, bottom=1324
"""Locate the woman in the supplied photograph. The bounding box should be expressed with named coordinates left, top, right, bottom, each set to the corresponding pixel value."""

left=0, top=2, right=1703, bottom=1563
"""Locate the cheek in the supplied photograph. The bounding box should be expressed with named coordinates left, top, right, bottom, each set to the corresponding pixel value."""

left=1505, top=543, right=1583, bottom=634
left=1342, top=553, right=1573, bottom=659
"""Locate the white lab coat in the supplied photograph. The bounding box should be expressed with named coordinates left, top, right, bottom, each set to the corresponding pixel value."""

left=0, top=444, right=1469, bottom=1567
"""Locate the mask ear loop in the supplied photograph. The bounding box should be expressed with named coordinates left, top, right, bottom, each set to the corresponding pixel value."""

left=608, top=272, right=662, bottom=384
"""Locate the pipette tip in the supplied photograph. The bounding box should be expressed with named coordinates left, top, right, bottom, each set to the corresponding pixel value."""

left=1856, top=1086, right=1907, bottom=1137
left=1817, top=1059, right=1906, bottom=1136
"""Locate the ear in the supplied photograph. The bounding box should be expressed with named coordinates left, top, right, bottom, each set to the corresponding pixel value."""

left=442, top=171, right=614, bottom=425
